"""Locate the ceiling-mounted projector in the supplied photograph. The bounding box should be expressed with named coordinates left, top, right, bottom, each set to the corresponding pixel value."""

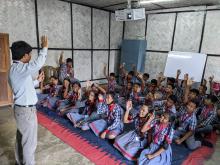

left=115, top=8, right=146, bottom=21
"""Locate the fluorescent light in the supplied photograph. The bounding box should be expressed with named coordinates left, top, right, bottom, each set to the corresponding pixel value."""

left=139, top=0, right=175, bottom=4
left=169, top=54, right=192, bottom=59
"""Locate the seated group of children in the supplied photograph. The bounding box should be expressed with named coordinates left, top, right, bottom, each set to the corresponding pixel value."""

left=37, top=62, right=220, bottom=165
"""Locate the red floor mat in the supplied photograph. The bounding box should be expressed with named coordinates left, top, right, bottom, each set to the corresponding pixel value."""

left=182, top=132, right=218, bottom=165
left=37, top=112, right=122, bottom=165
left=37, top=111, right=218, bottom=165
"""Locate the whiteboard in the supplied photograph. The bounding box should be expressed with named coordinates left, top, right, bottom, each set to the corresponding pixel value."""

left=164, top=51, right=207, bottom=82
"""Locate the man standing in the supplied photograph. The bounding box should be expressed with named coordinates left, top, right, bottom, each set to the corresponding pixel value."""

left=8, top=36, right=48, bottom=165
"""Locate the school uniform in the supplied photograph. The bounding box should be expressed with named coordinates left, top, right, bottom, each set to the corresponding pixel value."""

left=56, top=91, right=79, bottom=113
left=59, top=63, right=74, bottom=83
left=114, top=114, right=150, bottom=161
left=38, top=85, right=62, bottom=109
left=173, top=85, right=184, bottom=103
left=129, top=91, right=145, bottom=116
left=107, top=79, right=117, bottom=93
left=37, top=84, right=51, bottom=102
left=138, top=119, right=174, bottom=165
left=152, top=100, right=176, bottom=122
left=89, top=100, right=124, bottom=138
left=196, top=105, right=216, bottom=134
left=67, top=100, right=97, bottom=130
left=211, top=115, right=220, bottom=131
left=173, top=106, right=201, bottom=150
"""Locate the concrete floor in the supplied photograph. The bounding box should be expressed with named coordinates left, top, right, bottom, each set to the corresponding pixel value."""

left=0, top=106, right=93, bottom=165
left=0, top=106, right=219, bottom=165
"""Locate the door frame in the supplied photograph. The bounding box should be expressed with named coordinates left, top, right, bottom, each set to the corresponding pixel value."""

left=0, top=33, right=13, bottom=107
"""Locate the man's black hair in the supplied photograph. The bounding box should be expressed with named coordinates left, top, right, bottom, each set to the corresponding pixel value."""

left=11, top=41, right=32, bottom=60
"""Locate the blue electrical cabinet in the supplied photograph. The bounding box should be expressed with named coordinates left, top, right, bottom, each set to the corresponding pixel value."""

left=121, top=39, right=147, bottom=73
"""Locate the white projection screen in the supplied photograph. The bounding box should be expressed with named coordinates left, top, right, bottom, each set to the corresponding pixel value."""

left=164, top=51, right=207, bottom=82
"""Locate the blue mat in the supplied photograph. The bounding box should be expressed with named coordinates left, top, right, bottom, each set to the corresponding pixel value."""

left=37, top=106, right=192, bottom=165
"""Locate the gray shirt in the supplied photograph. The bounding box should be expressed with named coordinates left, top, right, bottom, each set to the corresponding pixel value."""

left=8, top=48, right=48, bottom=105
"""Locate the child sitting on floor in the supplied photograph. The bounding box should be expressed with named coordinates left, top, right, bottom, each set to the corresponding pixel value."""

left=44, top=78, right=71, bottom=110
left=173, top=100, right=202, bottom=150
left=114, top=101, right=154, bottom=161
left=85, top=81, right=106, bottom=97
left=89, top=92, right=124, bottom=140
left=66, top=90, right=97, bottom=130
left=56, top=81, right=81, bottom=115
left=129, top=82, right=145, bottom=116
left=144, top=91, right=163, bottom=106
left=138, top=112, right=174, bottom=165
left=147, top=79, right=159, bottom=94
left=38, top=75, right=60, bottom=102
left=211, top=107, right=220, bottom=134
left=153, top=95, right=177, bottom=122
left=104, top=64, right=117, bottom=93
left=196, top=95, right=218, bottom=135
left=120, top=81, right=133, bottom=99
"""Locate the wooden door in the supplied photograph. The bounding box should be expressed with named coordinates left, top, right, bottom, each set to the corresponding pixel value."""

left=0, top=33, right=12, bottom=106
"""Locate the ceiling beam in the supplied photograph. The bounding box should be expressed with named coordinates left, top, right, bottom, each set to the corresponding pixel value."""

left=59, top=0, right=114, bottom=12
left=101, top=0, right=167, bottom=11
left=101, top=0, right=138, bottom=9
left=151, top=2, right=167, bottom=9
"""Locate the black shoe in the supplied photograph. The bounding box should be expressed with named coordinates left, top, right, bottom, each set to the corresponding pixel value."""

left=201, top=140, right=213, bottom=148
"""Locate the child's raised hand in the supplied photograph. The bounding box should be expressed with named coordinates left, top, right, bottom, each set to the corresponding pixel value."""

left=177, top=69, right=181, bottom=76
left=187, top=77, right=194, bottom=86
left=64, top=80, right=70, bottom=88
left=184, top=73, right=188, bottom=81
left=60, top=51, right=64, bottom=56
left=209, top=75, right=214, bottom=82
left=149, top=113, right=155, bottom=121
left=89, top=81, right=93, bottom=86
left=37, top=71, right=45, bottom=83
left=158, top=72, right=163, bottom=78
left=119, top=63, right=125, bottom=69
left=86, top=80, right=90, bottom=87
left=103, top=63, right=107, bottom=68
left=93, top=83, right=99, bottom=87
left=202, top=78, right=207, bottom=86
left=137, top=73, right=143, bottom=79
left=157, top=72, right=165, bottom=80
left=98, top=94, right=104, bottom=101
left=126, top=100, right=132, bottom=111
